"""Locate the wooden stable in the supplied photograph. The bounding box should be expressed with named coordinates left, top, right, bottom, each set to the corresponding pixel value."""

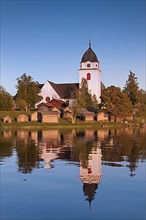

left=110, top=116, right=115, bottom=122
left=83, top=112, right=95, bottom=122
left=37, top=102, right=54, bottom=115
left=17, top=114, right=29, bottom=122
left=116, top=117, right=122, bottom=122
left=97, top=112, right=109, bottom=122
left=31, top=112, right=38, bottom=121
left=3, top=115, right=12, bottom=123
left=63, top=106, right=72, bottom=119
left=42, top=112, right=59, bottom=123
left=126, top=116, right=133, bottom=122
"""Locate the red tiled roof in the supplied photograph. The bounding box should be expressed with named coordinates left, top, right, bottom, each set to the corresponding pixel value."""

left=48, top=99, right=67, bottom=109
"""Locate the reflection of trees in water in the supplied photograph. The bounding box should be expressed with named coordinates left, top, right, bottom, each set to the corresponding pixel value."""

left=0, top=130, right=15, bottom=163
left=15, top=137, right=42, bottom=174
left=0, top=128, right=146, bottom=176
left=0, top=140, right=14, bottom=163
left=101, top=128, right=146, bottom=176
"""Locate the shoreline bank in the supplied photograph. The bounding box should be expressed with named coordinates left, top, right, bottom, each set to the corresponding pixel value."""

left=0, top=121, right=145, bottom=130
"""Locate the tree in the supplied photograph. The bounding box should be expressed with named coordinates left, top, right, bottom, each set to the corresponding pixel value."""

left=123, top=71, right=139, bottom=105
left=77, top=78, right=98, bottom=108
left=134, top=89, right=146, bottom=121
left=0, top=86, right=14, bottom=110
left=101, top=86, right=133, bottom=120
left=70, top=78, right=98, bottom=123
left=15, top=73, right=42, bottom=111
left=101, top=82, right=106, bottom=91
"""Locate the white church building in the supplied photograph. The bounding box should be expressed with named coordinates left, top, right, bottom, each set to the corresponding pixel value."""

left=38, top=42, right=101, bottom=105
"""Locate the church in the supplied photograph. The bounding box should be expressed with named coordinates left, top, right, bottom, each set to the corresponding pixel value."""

left=38, top=42, right=101, bottom=105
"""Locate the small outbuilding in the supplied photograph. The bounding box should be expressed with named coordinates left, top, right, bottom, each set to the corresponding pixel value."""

left=83, top=112, right=95, bottom=122
left=110, top=116, right=115, bottom=122
left=17, top=114, right=29, bottom=122
left=115, top=117, right=122, bottom=122
left=63, top=106, right=72, bottom=119
left=3, top=115, right=12, bottom=123
left=42, top=112, right=59, bottom=123
left=78, top=108, right=95, bottom=122
left=125, top=116, right=133, bottom=122
left=31, top=111, right=38, bottom=122
left=37, top=103, right=54, bottom=115
left=97, top=112, right=109, bottom=122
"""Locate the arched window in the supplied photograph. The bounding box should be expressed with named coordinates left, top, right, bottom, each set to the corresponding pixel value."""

left=87, top=73, right=91, bottom=80
left=46, top=96, right=50, bottom=102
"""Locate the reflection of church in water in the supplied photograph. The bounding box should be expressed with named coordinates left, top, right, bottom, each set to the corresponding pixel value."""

left=1, top=128, right=144, bottom=195
left=31, top=129, right=103, bottom=206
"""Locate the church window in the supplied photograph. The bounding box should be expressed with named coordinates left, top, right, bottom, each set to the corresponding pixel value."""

left=87, top=73, right=91, bottom=80
left=46, top=96, right=50, bottom=102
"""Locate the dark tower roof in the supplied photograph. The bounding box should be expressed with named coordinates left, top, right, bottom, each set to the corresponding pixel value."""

left=81, top=42, right=99, bottom=63
left=83, top=183, right=98, bottom=208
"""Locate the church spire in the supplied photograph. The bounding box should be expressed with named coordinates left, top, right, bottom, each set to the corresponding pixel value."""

left=89, top=39, right=91, bottom=48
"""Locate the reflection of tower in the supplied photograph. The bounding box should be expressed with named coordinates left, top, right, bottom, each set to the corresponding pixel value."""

left=83, top=183, right=98, bottom=208
left=80, top=145, right=102, bottom=207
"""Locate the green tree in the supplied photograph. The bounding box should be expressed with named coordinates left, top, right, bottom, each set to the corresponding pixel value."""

left=0, top=86, right=14, bottom=110
left=70, top=78, right=98, bottom=123
left=16, top=73, right=42, bottom=111
left=134, top=89, right=146, bottom=121
left=101, top=82, right=106, bottom=91
left=101, top=86, right=133, bottom=120
left=123, top=71, right=139, bottom=105
left=77, top=78, right=98, bottom=108
left=15, top=98, right=27, bottom=111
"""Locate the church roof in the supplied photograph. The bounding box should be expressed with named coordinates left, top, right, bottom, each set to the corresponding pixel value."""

left=81, top=43, right=99, bottom=63
left=48, top=81, right=79, bottom=99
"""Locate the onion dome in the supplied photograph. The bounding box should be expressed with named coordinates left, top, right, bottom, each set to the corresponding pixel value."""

left=81, top=41, right=99, bottom=63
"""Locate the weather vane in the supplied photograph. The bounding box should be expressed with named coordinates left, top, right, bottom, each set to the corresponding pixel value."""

left=89, top=39, right=91, bottom=48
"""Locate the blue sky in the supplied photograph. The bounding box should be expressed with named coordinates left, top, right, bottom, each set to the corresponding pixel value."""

left=1, top=0, right=145, bottom=95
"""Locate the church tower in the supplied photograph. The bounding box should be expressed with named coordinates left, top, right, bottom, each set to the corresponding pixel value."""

left=79, top=41, right=101, bottom=103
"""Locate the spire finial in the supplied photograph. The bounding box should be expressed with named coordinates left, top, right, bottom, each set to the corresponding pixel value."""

left=89, top=39, right=91, bottom=48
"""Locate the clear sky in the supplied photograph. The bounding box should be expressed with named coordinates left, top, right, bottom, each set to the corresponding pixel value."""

left=1, top=0, right=145, bottom=95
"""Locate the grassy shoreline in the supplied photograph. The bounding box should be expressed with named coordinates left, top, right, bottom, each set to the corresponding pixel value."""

left=0, top=121, right=144, bottom=130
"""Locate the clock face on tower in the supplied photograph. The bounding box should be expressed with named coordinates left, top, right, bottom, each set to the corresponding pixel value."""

left=87, top=64, right=90, bottom=67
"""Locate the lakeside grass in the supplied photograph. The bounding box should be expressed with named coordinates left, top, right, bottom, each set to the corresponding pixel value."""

left=0, top=121, right=140, bottom=130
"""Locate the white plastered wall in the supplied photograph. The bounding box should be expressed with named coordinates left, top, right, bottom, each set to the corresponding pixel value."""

left=79, top=61, right=101, bottom=103
left=36, top=81, right=60, bottom=106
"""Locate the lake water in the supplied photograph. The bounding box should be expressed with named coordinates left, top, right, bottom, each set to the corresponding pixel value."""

left=0, top=127, right=146, bottom=220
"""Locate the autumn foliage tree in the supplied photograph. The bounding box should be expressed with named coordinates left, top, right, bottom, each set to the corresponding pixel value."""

left=15, top=73, right=42, bottom=111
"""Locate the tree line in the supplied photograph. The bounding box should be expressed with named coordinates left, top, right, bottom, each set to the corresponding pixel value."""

left=0, top=71, right=146, bottom=122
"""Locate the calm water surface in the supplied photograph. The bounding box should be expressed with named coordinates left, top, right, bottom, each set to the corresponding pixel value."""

left=0, top=128, right=146, bottom=220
